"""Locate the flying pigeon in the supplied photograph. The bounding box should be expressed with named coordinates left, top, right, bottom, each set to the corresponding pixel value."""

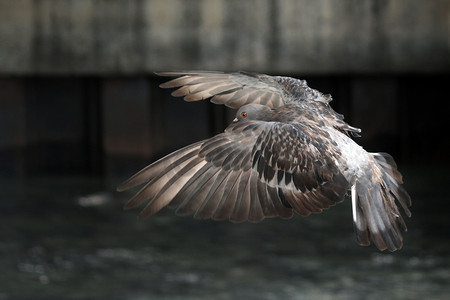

left=117, top=71, right=412, bottom=252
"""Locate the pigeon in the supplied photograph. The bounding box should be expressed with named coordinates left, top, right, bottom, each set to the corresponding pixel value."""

left=117, top=71, right=411, bottom=252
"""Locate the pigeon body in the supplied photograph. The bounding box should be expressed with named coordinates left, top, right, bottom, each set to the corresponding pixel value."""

left=118, top=71, right=411, bottom=252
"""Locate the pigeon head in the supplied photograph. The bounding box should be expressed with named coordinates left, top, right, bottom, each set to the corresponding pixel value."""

left=234, top=104, right=271, bottom=122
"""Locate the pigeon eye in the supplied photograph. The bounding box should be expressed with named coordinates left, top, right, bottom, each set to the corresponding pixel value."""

left=241, top=112, right=247, bottom=118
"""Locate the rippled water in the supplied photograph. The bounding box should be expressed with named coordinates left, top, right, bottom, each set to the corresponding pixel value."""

left=1, top=165, right=449, bottom=299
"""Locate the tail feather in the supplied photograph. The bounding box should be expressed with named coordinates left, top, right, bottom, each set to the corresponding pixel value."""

left=352, top=184, right=370, bottom=246
left=352, top=152, right=411, bottom=252
left=373, top=153, right=412, bottom=217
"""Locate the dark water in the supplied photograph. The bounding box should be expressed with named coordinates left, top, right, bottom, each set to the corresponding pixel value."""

left=1, top=165, right=449, bottom=299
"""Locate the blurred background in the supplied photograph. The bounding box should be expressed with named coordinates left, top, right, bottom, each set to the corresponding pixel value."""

left=0, top=0, right=449, bottom=299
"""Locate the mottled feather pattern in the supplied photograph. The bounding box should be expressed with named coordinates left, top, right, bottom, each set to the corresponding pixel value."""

left=251, top=122, right=348, bottom=216
left=119, top=71, right=412, bottom=252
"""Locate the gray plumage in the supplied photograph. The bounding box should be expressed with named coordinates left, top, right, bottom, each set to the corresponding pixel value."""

left=117, top=71, right=411, bottom=252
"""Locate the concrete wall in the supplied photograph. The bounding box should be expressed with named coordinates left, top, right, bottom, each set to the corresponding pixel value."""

left=0, top=0, right=448, bottom=75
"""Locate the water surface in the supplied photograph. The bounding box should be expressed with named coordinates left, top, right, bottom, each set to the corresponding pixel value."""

left=1, top=165, right=449, bottom=299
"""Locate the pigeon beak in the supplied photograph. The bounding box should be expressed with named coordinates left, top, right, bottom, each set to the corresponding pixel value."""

left=233, top=118, right=239, bottom=123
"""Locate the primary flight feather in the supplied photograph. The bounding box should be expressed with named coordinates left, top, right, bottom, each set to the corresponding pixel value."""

left=117, top=71, right=411, bottom=252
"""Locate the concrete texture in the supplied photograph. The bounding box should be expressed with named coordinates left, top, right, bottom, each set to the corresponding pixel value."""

left=0, top=0, right=448, bottom=74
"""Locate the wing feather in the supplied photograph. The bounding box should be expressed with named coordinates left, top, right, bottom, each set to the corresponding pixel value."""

left=117, top=141, right=203, bottom=192
left=230, top=170, right=252, bottom=223
left=119, top=120, right=349, bottom=223
left=157, top=71, right=286, bottom=109
left=175, top=167, right=222, bottom=216
left=248, top=172, right=265, bottom=222
left=251, top=122, right=348, bottom=216
left=157, top=71, right=334, bottom=109
left=212, top=170, right=242, bottom=221
left=194, top=170, right=231, bottom=219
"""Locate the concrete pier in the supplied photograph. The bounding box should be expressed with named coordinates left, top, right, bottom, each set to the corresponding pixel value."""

left=0, top=0, right=448, bottom=75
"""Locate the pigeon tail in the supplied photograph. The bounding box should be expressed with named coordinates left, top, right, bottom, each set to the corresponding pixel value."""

left=351, top=152, right=411, bottom=251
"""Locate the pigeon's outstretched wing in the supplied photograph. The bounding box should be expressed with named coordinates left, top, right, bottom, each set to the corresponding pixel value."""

left=117, top=120, right=348, bottom=222
left=157, top=71, right=332, bottom=109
